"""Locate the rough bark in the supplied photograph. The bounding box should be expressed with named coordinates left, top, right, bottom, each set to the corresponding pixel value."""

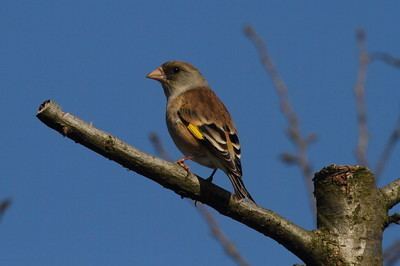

left=313, top=165, right=387, bottom=265
left=36, top=100, right=398, bottom=265
left=381, top=178, right=400, bottom=210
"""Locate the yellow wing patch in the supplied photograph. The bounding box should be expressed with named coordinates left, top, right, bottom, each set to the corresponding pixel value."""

left=187, top=123, right=204, bottom=140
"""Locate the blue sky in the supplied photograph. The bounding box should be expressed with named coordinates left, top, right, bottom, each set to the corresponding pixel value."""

left=1, top=1, right=400, bottom=265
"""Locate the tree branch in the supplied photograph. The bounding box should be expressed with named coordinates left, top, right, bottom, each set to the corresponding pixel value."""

left=36, top=100, right=314, bottom=262
left=380, top=178, right=400, bottom=209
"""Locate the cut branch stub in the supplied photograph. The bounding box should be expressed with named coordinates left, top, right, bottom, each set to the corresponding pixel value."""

left=313, top=165, right=387, bottom=265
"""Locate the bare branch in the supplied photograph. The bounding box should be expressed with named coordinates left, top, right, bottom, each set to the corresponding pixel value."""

left=36, top=100, right=314, bottom=262
left=380, top=178, right=400, bottom=209
left=243, top=25, right=315, bottom=211
left=148, top=133, right=249, bottom=266
left=371, top=52, right=400, bottom=68
left=375, top=115, right=400, bottom=179
left=383, top=240, right=400, bottom=266
left=149, top=132, right=172, bottom=161
left=197, top=204, right=250, bottom=266
left=353, top=28, right=370, bottom=167
left=0, top=198, right=11, bottom=221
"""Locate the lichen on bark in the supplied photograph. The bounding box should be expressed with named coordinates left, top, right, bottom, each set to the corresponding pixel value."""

left=313, top=165, right=386, bottom=265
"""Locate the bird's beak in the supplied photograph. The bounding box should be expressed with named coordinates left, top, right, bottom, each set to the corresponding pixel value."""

left=146, top=67, right=166, bottom=81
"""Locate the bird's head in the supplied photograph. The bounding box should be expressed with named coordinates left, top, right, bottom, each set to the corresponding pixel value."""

left=147, top=61, right=208, bottom=99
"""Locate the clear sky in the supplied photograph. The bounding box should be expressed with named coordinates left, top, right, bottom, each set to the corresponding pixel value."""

left=1, top=1, right=400, bottom=265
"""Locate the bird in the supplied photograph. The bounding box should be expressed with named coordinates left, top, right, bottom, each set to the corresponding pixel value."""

left=146, top=60, right=255, bottom=203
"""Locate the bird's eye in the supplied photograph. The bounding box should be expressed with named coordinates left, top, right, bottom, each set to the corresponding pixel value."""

left=172, top=67, right=180, bottom=74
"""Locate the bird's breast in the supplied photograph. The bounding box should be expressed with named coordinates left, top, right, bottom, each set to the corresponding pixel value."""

left=165, top=105, right=216, bottom=169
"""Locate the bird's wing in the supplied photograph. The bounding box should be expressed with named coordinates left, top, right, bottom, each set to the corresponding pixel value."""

left=177, top=87, right=242, bottom=177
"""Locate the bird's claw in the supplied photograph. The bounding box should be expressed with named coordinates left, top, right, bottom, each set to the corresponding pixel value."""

left=176, top=156, right=192, bottom=172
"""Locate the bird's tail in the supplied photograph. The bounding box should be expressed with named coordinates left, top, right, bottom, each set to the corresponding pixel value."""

left=228, top=173, right=256, bottom=204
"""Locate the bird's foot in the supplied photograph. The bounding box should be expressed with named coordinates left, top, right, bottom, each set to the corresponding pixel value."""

left=176, top=156, right=192, bottom=172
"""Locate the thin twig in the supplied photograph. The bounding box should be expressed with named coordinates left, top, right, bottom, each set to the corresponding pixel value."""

left=149, top=132, right=250, bottom=266
left=371, top=52, right=400, bottom=68
left=149, top=132, right=171, bottom=161
left=354, top=28, right=370, bottom=167
left=0, top=198, right=11, bottom=221
left=197, top=204, right=250, bottom=266
left=383, top=240, right=400, bottom=266
left=375, top=115, right=400, bottom=179
left=244, top=25, right=315, bottom=212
